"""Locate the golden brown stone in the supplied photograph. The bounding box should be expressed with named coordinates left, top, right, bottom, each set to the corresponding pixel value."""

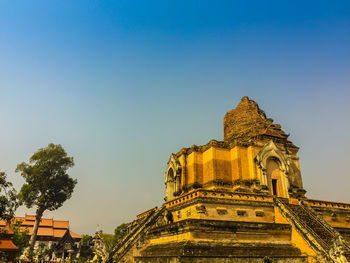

left=109, top=96, right=350, bottom=263
left=224, top=96, right=289, bottom=142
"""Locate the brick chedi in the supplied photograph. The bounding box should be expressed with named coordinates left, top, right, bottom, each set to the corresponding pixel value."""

left=224, top=96, right=289, bottom=142
left=106, top=97, right=350, bottom=263
left=166, top=96, right=304, bottom=201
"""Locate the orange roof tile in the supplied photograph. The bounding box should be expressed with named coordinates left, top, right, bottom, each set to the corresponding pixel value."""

left=25, top=215, right=36, bottom=221
left=1, top=215, right=80, bottom=241
left=23, top=226, right=55, bottom=237
left=19, top=226, right=30, bottom=233
left=53, top=220, right=69, bottom=229
left=53, top=229, right=66, bottom=238
left=3, top=222, right=14, bottom=235
left=40, top=218, right=53, bottom=227
left=36, top=227, right=54, bottom=237
left=13, top=217, right=25, bottom=222
left=70, top=231, right=82, bottom=239
left=0, top=239, right=18, bottom=251
left=21, top=220, right=35, bottom=226
left=53, top=229, right=81, bottom=239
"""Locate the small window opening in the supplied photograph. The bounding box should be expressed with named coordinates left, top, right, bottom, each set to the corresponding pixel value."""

left=272, top=179, right=278, bottom=196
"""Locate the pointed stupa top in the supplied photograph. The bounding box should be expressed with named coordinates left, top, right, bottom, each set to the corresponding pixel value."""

left=223, top=96, right=289, bottom=142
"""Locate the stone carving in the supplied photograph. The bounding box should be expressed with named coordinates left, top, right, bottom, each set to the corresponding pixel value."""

left=176, top=210, right=181, bottom=219
left=255, top=210, right=265, bottom=217
left=329, top=234, right=349, bottom=263
left=165, top=210, right=174, bottom=224
left=255, top=140, right=291, bottom=197
left=92, top=232, right=111, bottom=262
left=153, top=209, right=175, bottom=228
left=232, top=179, right=261, bottom=193
left=255, top=141, right=290, bottom=175
left=216, top=207, right=228, bottom=215
left=164, top=154, right=182, bottom=201
left=195, top=205, right=207, bottom=214
left=154, top=213, right=166, bottom=227
left=236, top=210, right=247, bottom=216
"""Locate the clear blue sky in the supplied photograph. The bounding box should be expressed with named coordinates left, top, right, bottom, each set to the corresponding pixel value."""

left=0, top=0, right=349, bottom=234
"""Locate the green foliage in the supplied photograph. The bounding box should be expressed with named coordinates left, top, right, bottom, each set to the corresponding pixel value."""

left=0, top=251, right=9, bottom=262
left=101, top=233, right=117, bottom=250
left=0, top=229, right=9, bottom=261
left=97, top=222, right=130, bottom=250
left=16, top=143, right=77, bottom=211
left=16, top=143, right=77, bottom=253
left=263, top=256, right=273, bottom=263
left=0, top=172, right=18, bottom=221
left=114, top=223, right=129, bottom=241
left=34, top=243, right=52, bottom=261
left=0, top=223, right=27, bottom=261
left=0, top=230, right=10, bottom=262
left=11, top=220, right=30, bottom=259
left=79, top=234, right=94, bottom=260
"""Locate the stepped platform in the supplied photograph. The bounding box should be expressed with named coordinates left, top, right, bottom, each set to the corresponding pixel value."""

left=136, top=241, right=307, bottom=263
left=133, top=219, right=307, bottom=263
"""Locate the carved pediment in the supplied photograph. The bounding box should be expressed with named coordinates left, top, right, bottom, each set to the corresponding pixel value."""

left=165, top=154, right=182, bottom=201
left=255, top=140, right=290, bottom=174
left=165, top=154, right=182, bottom=182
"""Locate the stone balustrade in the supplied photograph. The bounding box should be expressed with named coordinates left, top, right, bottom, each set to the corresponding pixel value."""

left=165, top=189, right=273, bottom=208
left=136, top=207, right=157, bottom=220
left=307, top=199, right=350, bottom=210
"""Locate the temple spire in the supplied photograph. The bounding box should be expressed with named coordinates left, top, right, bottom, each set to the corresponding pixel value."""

left=223, top=96, right=289, bottom=142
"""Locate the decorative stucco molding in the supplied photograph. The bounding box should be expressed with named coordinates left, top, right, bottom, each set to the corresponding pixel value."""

left=255, top=140, right=291, bottom=197
left=164, top=154, right=182, bottom=201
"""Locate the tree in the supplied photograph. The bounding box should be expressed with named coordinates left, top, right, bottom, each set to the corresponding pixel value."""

left=34, top=242, right=52, bottom=261
left=11, top=220, right=30, bottom=260
left=0, top=172, right=18, bottom=221
left=114, top=223, right=129, bottom=241
left=79, top=234, right=94, bottom=262
left=0, top=173, right=17, bottom=262
left=16, top=143, right=77, bottom=255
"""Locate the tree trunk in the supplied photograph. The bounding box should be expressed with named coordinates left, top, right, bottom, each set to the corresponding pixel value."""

left=28, top=207, right=45, bottom=257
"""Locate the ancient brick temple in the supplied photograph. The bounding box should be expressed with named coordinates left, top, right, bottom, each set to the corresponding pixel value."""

left=109, top=97, right=350, bottom=263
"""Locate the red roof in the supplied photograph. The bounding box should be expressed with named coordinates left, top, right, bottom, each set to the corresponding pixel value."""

left=53, top=220, right=69, bottom=229
left=40, top=218, right=53, bottom=227
left=21, top=220, right=35, bottom=226
left=0, top=215, right=81, bottom=241
left=24, top=215, right=36, bottom=221
left=69, top=231, right=81, bottom=239
left=3, top=221, right=14, bottom=235
left=53, top=229, right=66, bottom=238
left=35, top=227, right=54, bottom=237
left=0, top=239, right=18, bottom=251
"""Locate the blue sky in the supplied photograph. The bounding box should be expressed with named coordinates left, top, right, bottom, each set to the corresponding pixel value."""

left=0, top=0, right=349, bottom=234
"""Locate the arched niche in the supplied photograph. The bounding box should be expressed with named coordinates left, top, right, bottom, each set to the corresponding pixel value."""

left=164, top=154, right=182, bottom=201
left=266, top=157, right=284, bottom=196
left=255, top=141, right=290, bottom=198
